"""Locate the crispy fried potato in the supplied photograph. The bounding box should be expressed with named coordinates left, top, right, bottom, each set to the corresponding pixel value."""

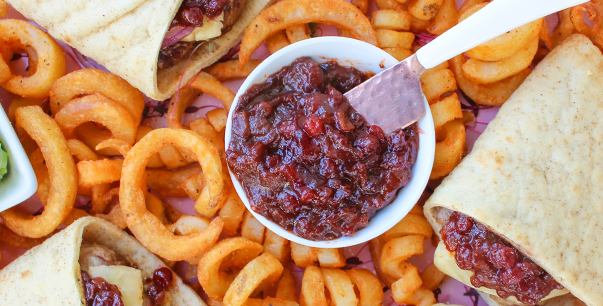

left=462, top=38, right=538, bottom=84
left=346, top=269, right=383, bottom=306
left=430, top=93, right=463, bottom=130
left=372, top=10, right=412, bottom=30
left=449, top=55, right=530, bottom=106
left=239, top=0, right=377, bottom=68
left=291, top=242, right=319, bottom=267
left=241, top=210, right=266, bottom=244
left=223, top=253, right=284, bottom=306
left=431, top=119, right=466, bottom=179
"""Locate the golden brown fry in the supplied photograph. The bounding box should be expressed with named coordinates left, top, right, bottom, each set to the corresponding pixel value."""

left=368, top=237, right=397, bottom=287
left=552, top=9, right=575, bottom=47
left=158, top=144, right=190, bottom=168
left=29, top=149, right=50, bottom=206
left=223, top=253, right=284, bottom=306
left=457, top=0, right=485, bottom=17
left=0, top=223, right=47, bottom=250
left=317, top=248, right=346, bottom=268
left=300, top=266, right=328, bottom=306
left=431, top=119, right=466, bottom=179
left=54, top=93, right=138, bottom=145
left=286, top=24, right=311, bottom=44
left=382, top=213, right=433, bottom=242
left=0, top=19, right=66, bottom=98
left=145, top=192, right=168, bottom=225
left=374, top=0, right=405, bottom=10
left=393, top=287, right=436, bottom=306
left=218, top=179, right=246, bottom=236
left=62, top=208, right=90, bottom=226
left=0, top=0, right=7, bottom=17
left=420, top=68, right=457, bottom=103
left=263, top=229, right=291, bottom=264
left=372, top=10, right=412, bottom=31
left=239, top=0, right=377, bottom=68
left=291, top=242, right=319, bottom=267
left=420, top=263, right=446, bottom=291
left=241, top=210, right=266, bottom=244
left=380, top=235, right=424, bottom=279
left=49, top=68, right=144, bottom=123
left=8, top=97, right=45, bottom=122
left=190, top=72, right=236, bottom=112
left=277, top=267, right=298, bottom=302
left=410, top=16, right=431, bottom=33
left=1, top=106, right=77, bottom=238
left=428, top=0, right=458, bottom=35
left=189, top=117, right=225, bottom=153
left=266, top=30, right=291, bottom=54
left=136, top=126, right=165, bottom=168
left=408, top=0, right=443, bottom=21
left=77, top=159, right=123, bottom=187
left=120, top=128, right=225, bottom=261
left=204, top=59, right=263, bottom=81
left=449, top=55, right=530, bottom=106
left=383, top=47, right=413, bottom=61
left=180, top=172, right=206, bottom=201
left=97, top=204, right=128, bottom=230
left=206, top=108, right=229, bottom=132
left=321, top=268, right=358, bottom=306
left=351, top=0, right=369, bottom=14
left=346, top=269, right=383, bottom=306
left=146, top=167, right=203, bottom=198
left=376, top=30, right=415, bottom=48
left=67, top=139, right=98, bottom=162
left=96, top=139, right=132, bottom=157
left=90, top=184, right=111, bottom=214
left=462, top=38, right=538, bottom=84
left=430, top=93, right=463, bottom=130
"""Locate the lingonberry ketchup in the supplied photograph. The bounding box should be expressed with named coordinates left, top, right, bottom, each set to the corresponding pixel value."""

left=441, top=211, right=563, bottom=305
left=227, top=57, right=419, bottom=241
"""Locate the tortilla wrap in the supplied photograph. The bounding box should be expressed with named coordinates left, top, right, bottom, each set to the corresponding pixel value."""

left=479, top=291, right=587, bottom=306
left=6, top=0, right=273, bottom=101
left=0, top=216, right=205, bottom=306
left=424, top=34, right=603, bottom=306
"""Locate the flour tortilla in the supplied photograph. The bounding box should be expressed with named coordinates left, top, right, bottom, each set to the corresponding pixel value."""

left=479, top=291, right=587, bottom=306
left=424, top=34, right=603, bottom=306
left=6, top=0, right=273, bottom=101
left=0, top=216, right=205, bottom=306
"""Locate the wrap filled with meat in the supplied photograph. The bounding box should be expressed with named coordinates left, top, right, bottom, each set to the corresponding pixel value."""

left=0, top=216, right=205, bottom=306
left=424, top=34, right=603, bottom=306
left=6, top=0, right=273, bottom=100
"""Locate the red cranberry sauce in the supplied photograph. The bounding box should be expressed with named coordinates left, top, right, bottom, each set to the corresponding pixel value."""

left=81, top=271, right=124, bottom=306
left=145, top=267, right=174, bottom=305
left=226, top=57, right=420, bottom=241
left=441, top=211, right=563, bottom=305
left=172, top=0, right=229, bottom=28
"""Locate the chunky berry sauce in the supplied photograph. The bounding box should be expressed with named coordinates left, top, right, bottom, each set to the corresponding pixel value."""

left=172, top=0, right=229, bottom=27
left=441, top=211, right=563, bottom=305
left=227, top=57, right=419, bottom=241
left=145, top=267, right=174, bottom=305
left=81, top=271, right=124, bottom=306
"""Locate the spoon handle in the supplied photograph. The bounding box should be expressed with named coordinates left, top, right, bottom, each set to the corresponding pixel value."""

left=415, top=0, right=589, bottom=69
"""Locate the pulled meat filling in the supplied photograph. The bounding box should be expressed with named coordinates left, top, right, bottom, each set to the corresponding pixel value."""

left=79, top=242, right=174, bottom=306
left=158, top=0, right=245, bottom=69
left=441, top=211, right=563, bottom=305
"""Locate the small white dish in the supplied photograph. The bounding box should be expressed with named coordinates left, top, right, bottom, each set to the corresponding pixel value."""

left=225, top=37, right=435, bottom=248
left=0, top=105, right=37, bottom=211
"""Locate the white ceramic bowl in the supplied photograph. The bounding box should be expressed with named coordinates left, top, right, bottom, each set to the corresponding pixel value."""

left=0, top=105, right=37, bottom=211
left=225, top=37, right=435, bottom=248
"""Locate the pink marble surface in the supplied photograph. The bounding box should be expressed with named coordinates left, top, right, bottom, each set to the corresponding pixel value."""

left=0, top=0, right=552, bottom=304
